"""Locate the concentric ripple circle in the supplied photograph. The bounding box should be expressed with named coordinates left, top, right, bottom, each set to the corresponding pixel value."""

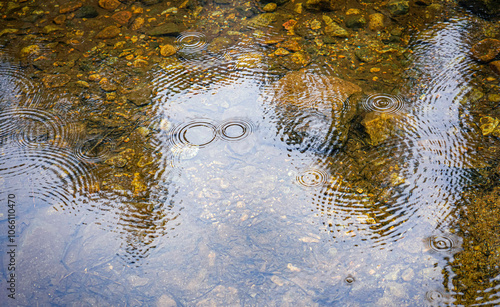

left=362, top=94, right=405, bottom=113
left=170, top=120, right=218, bottom=148
left=74, top=136, right=114, bottom=162
left=175, top=31, right=208, bottom=58
left=217, top=118, right=255, bottom=142
left=0, top=109, right=68, bottom=149
left=296, top=167, right=329, bottom=188
left=425, top=290, right=444, bottom=303
left=426, top=235, right=457, bottom=253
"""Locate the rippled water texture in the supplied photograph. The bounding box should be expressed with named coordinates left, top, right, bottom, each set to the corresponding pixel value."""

left=0, top=0, right=499, bottom=306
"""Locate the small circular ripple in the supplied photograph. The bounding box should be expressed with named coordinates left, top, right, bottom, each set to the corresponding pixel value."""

left=217, top=118, right=255, bottom=142
left=74, top=137, right=114, bottom=162
left=169, top=120, right=218, bottom=148
left=425, top=290, right=445, bottom=303
left=344, top=275, right=355, bottom=285
left=361, top=94, right=405, bottom=114
left=0, top=109, right=68, bottom=149
left=175, top=31, right=208, bottom=59
left=296, top=167, right=329, bottom=188
left=425, top=234, right=459, bottom=253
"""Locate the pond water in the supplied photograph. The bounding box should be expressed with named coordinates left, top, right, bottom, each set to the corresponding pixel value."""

left=1, top=0, right=500, bottom=306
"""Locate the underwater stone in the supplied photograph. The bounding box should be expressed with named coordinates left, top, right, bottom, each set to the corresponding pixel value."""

left=95, top=25, right=121, bottom=39
left=59, top=2, right=83, bottom=14
left=42, top=74, right=71, bottom=88
left=387, top=0, right=409, bottom=15
left=247, top=13, right=277, bottom=28
left=471, top=39, right=500, bottom=62
left=98, top=0, right=121, bottom=11
left=147, top=23, right=182, bottom=36
left=75, top=6, right=99, bottom=18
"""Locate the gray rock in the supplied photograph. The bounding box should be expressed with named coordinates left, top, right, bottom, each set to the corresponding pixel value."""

left=75, top=6, right=99, bottom=18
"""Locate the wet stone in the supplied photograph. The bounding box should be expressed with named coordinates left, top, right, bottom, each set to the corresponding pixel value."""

left=95, top=25, right=121, bottom=39
left=53, top=15, right=66, bottom=25
left=157, top=294, right=177, bottom=307
left=207, top=37, right=233, bottom=53
left=147, top=23, right=182, bottom=36
left=20, top=45, right=40, bottom=58
left=361, top=112, right=404, bottom=146
left=345, top=14, right=366, bottom=29
left=42, top=74, right=71, bottom=88
left=160, top=44, right=176, bottom=57
left=130, top=17, right=145, bottom=31
left=305, top=0, right=337, bottom=11
left=75, top=6, right=99, bottom=18
left=490, top=60, right=500, bottom=75
left=111, top=11, right=132, bottom=25
left=99, top=0, right=121, bottom=11
left=59, top=1, right=83, bottom=14
left=323, top=15, right=348, bottom=38
left=127, top=87, right=153, bottom=106
left=387, top=0, right=410, bottom=15
left=263, top=3, right=278, bottom=12
left=471, top=39, right=500, bottom=62
left=355, top=47, right=378, bottom=63
left=99, top=78, right=117, bottom=92
left=247, top=13, right=277, bottom=28
left=368, top=13, right=385, bottom=31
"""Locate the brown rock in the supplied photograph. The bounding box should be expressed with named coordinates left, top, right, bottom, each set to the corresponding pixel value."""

left=59, top=2, right=83, bottom=14
left=95, top=25, right=121, bottom=39
left=111, top=11, right=132, bottom=25
left=490, top=61, right=500, bottom=75
left=53, top=15, right=67, bottom=25
left=42, top=74, right=71, bottom=88
left=98, top=0, right=121, bottom=11
left=130, top=17, right=144, bottom=31
left=368, top=13, right=384, bottom=31
left=471, top=38, right=500, bottom=62
left=159, top=44, right=176, bottom=57
left=361, top=112, right=406, bottom=146
left=99, top=77, right=118, bottom=91
left=277, top=39, right=302, bottom=52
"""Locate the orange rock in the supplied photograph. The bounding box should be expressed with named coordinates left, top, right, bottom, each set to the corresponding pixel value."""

left=59, top=2, right=83, bottom=14
left=95, top=25, right=121, bottom=39
left=111, top=11, right=132, bottom=25
left=98, top=0, right=121, bottom=11
left=53, top=15, right=66, bottom=25
left=130, top=17, right=145, bottom=31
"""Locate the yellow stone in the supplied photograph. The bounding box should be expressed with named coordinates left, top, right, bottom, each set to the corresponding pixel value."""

left=159, top=44, right=176, bottom=57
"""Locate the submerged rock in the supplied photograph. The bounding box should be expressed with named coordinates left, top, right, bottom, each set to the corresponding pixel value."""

left=95, top=25, right=121, bottom=39
left=471, top=39, right=500, bottom=62
left=387, top=0, right=410, bottom=16
left=42, top=74, right=71, bottom=88
left=269, top=69, right=362, bottom=150
left=361, top=112, right=407, bottom=146
left=147, top=23, right=182, bottom=36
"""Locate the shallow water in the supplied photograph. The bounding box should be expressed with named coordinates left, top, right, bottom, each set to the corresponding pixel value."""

left=1, top=0, right=500, bottom=305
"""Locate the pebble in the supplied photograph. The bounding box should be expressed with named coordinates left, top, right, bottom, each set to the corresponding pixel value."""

left=59, top=2, right=83, bottom=14
left=99, top=77, right=118, bottom=92
left=53, top=15, right=66, bottom=25
left=20, top=45, right=40, bottom=58
left=387, top=0, right=410, bottom=15
left=111, top=11, right=132, bottom=25
left=42, top=74, right=71, bottom=88
left=130, top=17, right=145, bottom=31
left=156, top=294, right=177, bottom=307
left=490, top=60, right=500, bottom=75
left=263, top=3, right=278, bottom=12
left=98, top=0, right=121, bottom=11
left=471, top=38, right=500, bottom=62
left=95, top=25, right=121, bottom=39
left=368, top=13, right=385, bottom=31
left=160, top=44, right=176, bottom=57
left=401, top=268, right=414, bottom=281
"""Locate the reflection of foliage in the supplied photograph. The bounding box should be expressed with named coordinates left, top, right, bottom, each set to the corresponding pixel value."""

left=450, top=186, right=500, bottom=305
